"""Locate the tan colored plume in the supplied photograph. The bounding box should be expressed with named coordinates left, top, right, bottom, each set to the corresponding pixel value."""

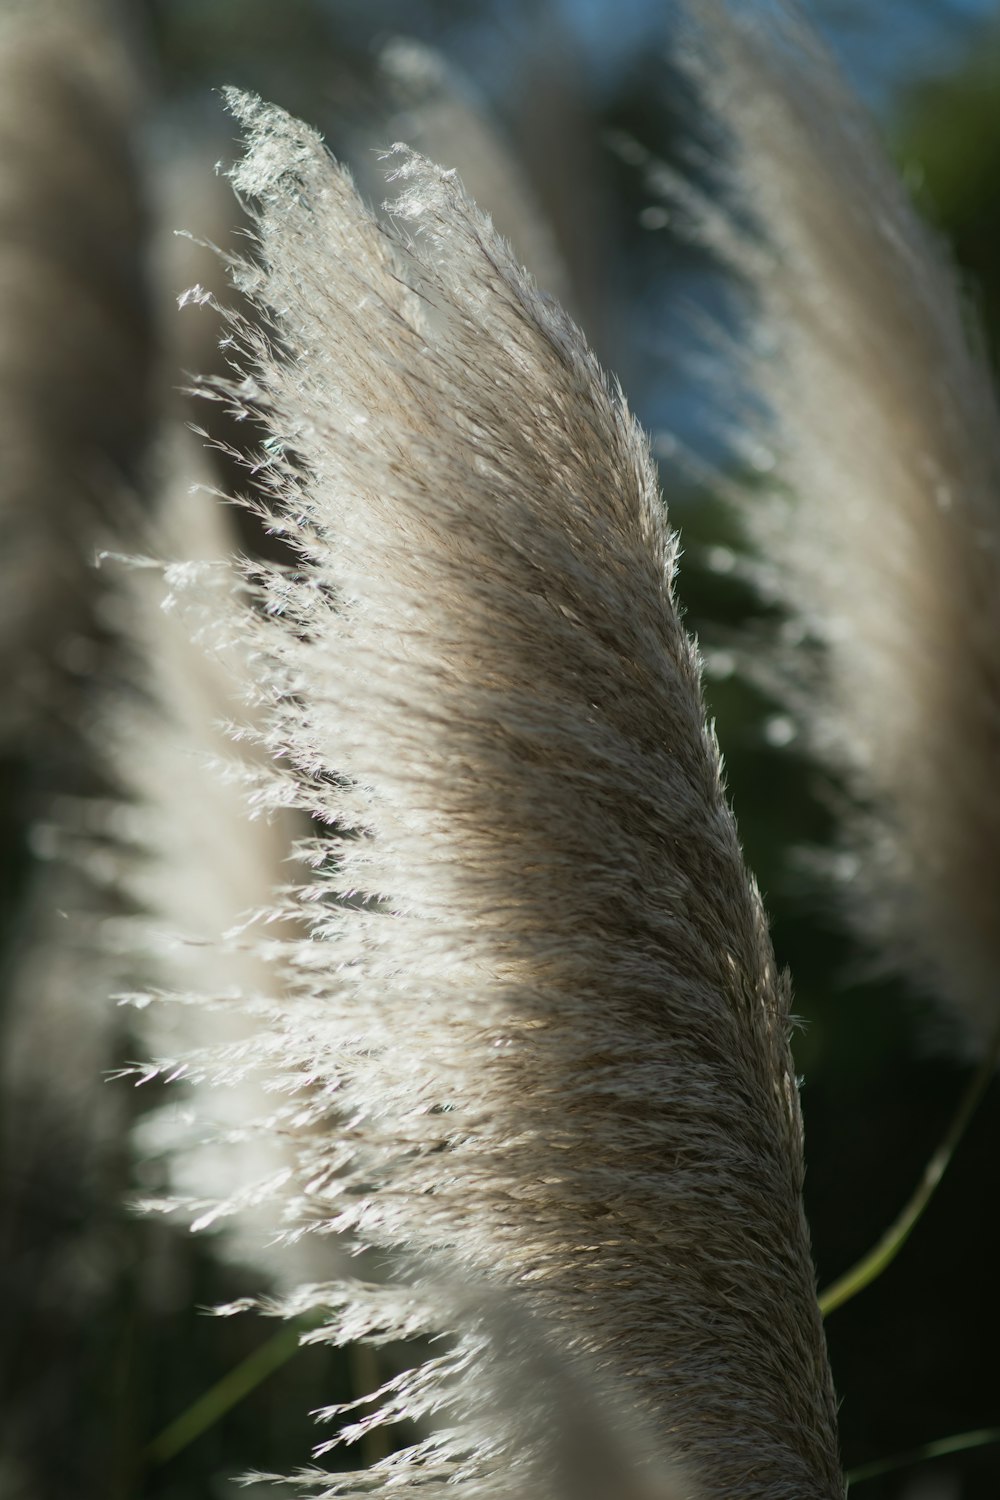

left=680, top=0, right=1000, bottom=1049
left=167, top=89, right=843, bottom=1498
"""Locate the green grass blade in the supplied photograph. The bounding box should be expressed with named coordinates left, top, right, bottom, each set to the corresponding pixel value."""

left=819, top=1024, right=1000, bottom=1318
left=847, top=1427, right=1000, bottom=1487
left=146, top=1320, right=305, bottom=1465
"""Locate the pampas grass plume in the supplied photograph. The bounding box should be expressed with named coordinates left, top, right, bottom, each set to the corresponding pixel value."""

left=682, top=0, right=1000, bottom=1049
left=173, top=89, right=843, bottom=1499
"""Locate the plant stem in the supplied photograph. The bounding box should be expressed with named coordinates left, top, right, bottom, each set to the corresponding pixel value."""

left=846, top=1426, right=1000, bottom=1486
left=819, top=1025, right=1000, bottom=1318
left=146, top=1320, right=304, bottom=1465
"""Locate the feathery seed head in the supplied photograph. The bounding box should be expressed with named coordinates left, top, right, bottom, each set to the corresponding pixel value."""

left=174, top=89, right=843, bottom=1498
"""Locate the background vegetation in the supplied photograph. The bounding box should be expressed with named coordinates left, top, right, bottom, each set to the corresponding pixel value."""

left=2, top=2, right=1000, bottom=1496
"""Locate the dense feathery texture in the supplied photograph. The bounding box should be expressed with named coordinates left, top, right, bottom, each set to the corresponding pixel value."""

left=7, top=0, right=1000, bottom=1490
left=179, top=91, right=842, bottom=1498
left=681, top=1, right=1000, bottom=1048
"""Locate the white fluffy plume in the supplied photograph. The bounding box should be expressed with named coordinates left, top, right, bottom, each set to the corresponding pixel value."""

left=165, top=90, right=843, bottom=1498
left=110, top=443, right=327, bottom=1286
left=681, top=1, right=1000, bottom=1047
